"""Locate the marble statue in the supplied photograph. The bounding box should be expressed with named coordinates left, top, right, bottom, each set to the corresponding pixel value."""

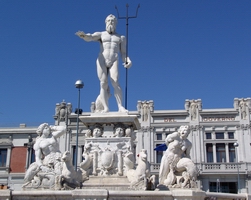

left=189, top=100, right=198, bottom=120
left=55, top=101, right=72, bottom=124
left=158, top=125, right=198, bottom=189
left=80, top=145, right=93, bottom=181
left=93, top=86, right=111, bottom=113
left=92, top=125, right=104, bottom=138
left=85, top=129, right=92, bottom=138
left=185, top=99, right=202, bottom=121
left=55, top=151, right=83, bottom=190
left=76, top=14, right=132, bottom=113
left=23, top=123, right=83, bottom=190
left=239, top=98, right=247, bottom=119
left=126, top=149, right=156, bottom=190
left=137, top=100, right=154, bottom=122
left=23, top=123, right=65, bottom=188
left=113, top=124, right=125, bottom=137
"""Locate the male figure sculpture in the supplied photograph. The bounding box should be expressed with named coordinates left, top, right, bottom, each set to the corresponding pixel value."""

left=23, top=123, right=66, bottom=188
left=76, top=14, right=132, bottom=113
left=159, top=125, right=195, bottom=187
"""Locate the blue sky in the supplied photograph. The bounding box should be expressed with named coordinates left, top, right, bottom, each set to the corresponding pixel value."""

left=0, top=0, right=251, bottom=126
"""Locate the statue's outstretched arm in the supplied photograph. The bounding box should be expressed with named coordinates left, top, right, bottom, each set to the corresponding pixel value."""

left=75, top=31, right=101, bottom=42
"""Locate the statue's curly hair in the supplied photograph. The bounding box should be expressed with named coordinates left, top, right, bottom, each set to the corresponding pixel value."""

left=178, top=125, right=190, bottom=133
left=105, top=14, right=117, bottom=25
left=36, top=123, right=49, bottom=136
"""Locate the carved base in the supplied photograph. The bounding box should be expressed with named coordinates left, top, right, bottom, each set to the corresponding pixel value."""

left=79, top=113, right=140, bottom=130
left=82, top=176, right=131, bottom=190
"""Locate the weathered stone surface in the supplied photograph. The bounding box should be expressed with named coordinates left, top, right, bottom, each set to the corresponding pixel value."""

left=79, top=113, right=140, bottom=130
left=159, top=125, right=198, bottom=189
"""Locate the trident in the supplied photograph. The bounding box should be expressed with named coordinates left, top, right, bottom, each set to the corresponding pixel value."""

left=115, top=4, right=140, bottom=109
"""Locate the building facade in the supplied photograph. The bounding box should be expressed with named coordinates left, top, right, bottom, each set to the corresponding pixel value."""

left=0, top=98, right=251, bottom=193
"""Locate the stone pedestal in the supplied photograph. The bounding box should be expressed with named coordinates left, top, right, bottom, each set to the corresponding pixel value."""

left=79, top=113, right=140, bottom=190
left=79, top=113, right=140, bottom=130
left=9, top=189, right=210, bottom=200
left=170, top=189, right=206, bottom=200
left=82, top=176, right=131, bottom=190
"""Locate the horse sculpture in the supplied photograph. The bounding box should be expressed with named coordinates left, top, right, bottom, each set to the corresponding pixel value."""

left=125, top=149, right=155, bottom=190
left=55, top=151, right=83, bottom=190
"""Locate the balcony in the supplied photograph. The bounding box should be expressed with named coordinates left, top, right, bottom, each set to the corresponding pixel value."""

left=199, top=162, right=251, bottom=175
left=150, top=162, right=251, bottom=176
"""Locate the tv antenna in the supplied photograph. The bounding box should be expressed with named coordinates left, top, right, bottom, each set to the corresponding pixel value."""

left=115, top=3, right=140, bottom=109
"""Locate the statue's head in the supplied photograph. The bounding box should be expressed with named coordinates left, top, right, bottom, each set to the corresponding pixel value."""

left=114, top=123, right=125, bottom=137
left=105, top=14, right=117, bottom=34
left=138, top=149, right=147, bottom=162
left=93, top=125, right=103, bottom=138
left=36, top=123, right=50, bottom=137
left=86, top=129, right=92, bottom=137
left=178, top=125, right=190, bottom=139
left=115, top=127, right=124, bottom=137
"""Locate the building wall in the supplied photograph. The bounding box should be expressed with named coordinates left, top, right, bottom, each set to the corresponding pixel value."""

left=10, top=147, right=27, bottom=173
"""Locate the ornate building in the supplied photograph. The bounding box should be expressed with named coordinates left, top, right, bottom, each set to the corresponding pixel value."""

left=0, top=98, right=251, bottom=194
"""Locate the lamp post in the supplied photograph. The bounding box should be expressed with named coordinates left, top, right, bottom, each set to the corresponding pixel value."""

left=234, top=142, right=240, bottom=193
left=75, top=80, right=84, bottom=171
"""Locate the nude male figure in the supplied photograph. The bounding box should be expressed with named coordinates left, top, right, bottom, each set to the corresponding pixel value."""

left=76, top=14, right=132, bottom=113
left=159, top=125, right=192, bottom=185
left=33, top=123, right=66, bottom=172
left=23, top=123, right=66, bottom=184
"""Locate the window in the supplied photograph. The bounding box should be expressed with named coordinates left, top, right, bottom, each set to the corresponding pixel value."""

left=209, top=182, right=237, bottom=194
left=206, top=133, right=212, bottom=139
left=72, top=146, right=76, bottom=165
left=206, top=144, right=213, bottom=162
left=31, top=149, right=35, bottom=164
left=228, top=132, right=234, bottom=139
left=0, top=149, right=7, bottom=167
left=216, top=132, right=224, bottom=139
left=228, top=143, right=236, bottom=162
left=155, top=144, right=163, bottom=163
left=156, top=134, right=162, bottom=140
left=27, top=148, right=35, bottom=167
left=216, top=143, right=226, bottom=162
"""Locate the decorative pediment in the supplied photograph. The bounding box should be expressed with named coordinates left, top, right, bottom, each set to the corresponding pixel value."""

left=0, top=138, right=12, bottom=146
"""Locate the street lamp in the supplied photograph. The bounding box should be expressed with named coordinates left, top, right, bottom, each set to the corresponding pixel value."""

left=234, top=142, right=240, bottom=193
left=75, top=80, right=84, bottom=171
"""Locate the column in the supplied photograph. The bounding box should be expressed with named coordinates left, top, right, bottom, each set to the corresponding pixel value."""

left=199, top=126, right=205, bottom=163
left=212, top=143, right=217, bottom=163
left=77, top=145, right=82, bottom=164
left=117, top=150, right=123, bottom=176
left=6, top=147, right=11, bottom=171
left=225, top=143, right=229, bottom=163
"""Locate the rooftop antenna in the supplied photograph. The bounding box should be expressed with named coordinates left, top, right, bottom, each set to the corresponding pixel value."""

left=115, top=3, right=140, bottom=109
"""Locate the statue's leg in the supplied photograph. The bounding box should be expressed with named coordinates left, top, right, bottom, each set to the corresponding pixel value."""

left=96, top=57, right=109, bottom=112
left=110, top=61, right=128, bottom=113
left=158, top=155, right=169, bottom=185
